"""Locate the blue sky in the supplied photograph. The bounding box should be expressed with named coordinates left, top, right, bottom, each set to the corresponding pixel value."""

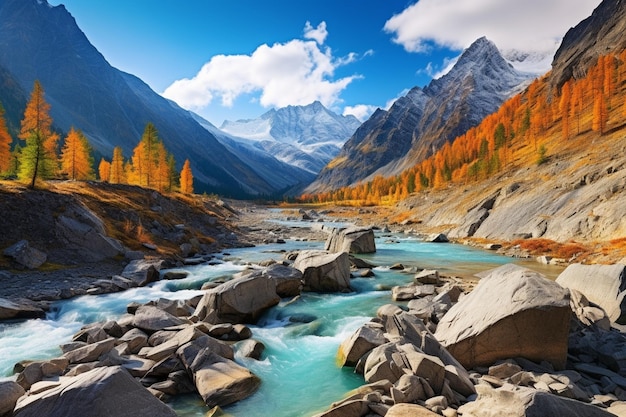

left=50, top=0, right=601, bottom=126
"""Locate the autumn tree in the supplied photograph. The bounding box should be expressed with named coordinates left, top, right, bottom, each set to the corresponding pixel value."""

left=98, top=158, right=111, bottom=182
left=179, top=159, right=193, bottom=194
left=559, top=81, right=571, bottom=140
left=18, top=81, right=59, bottom=188
left=0, top=103, right=12, bottom=174
left=110, top=146, right=125, bottom=184
left=60, top=127, right=94, bottom=180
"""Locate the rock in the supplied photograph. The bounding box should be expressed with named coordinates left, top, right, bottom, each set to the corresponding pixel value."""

left=337, top=323, right=387, bottom=367
left=262, top=264, right=303, bottom=298
left=236, top=339, right=265, bottom=360
left=132, top=306, right=186, bottom=332
left=63, top=338, right=116, bottom=365
left=386, top=403, right=441, bottom=417
left=177, top=344, right=260, bottom=407
left=457, top=384, right=615, bottom=417
left=293, top=250, right=351, bottom=293
left=325, top=227, right=376, bottom=254
left=55, top=213, right=123, bottom=261
left=312, top=399, right=369, bottom=417
left=0, top=297, right=45, bottom=320
left=121, top=259, right=163, bottom=287
left=193, top=274, right=280, bottom=324
left=556, top=263, right=626, bottom=324
left=0, top=380, right=26, bottom=415
left=427, top=233, right=449, bottom=243
left=13, top=366, right=178, bottom=417
left=3, top=240, right=47, bottom=269
left=119, top=328, right=149, bottom=354
left=415, top=269, right=440, bottom=285
left=435, top=264, right=571, bottom=370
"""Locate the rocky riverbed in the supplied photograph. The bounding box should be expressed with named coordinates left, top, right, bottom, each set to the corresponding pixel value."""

left=2, top=204, right=626, bottom=417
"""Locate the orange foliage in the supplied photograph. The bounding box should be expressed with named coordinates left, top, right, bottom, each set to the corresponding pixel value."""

left=0, top=103, right=12, bottom=173
left=179, top=159, right=194, bottom=194
left=60, top=127, right=94, bottom=180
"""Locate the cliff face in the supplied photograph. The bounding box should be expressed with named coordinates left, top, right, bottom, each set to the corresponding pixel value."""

left=550, top=0, right=626, bottom=90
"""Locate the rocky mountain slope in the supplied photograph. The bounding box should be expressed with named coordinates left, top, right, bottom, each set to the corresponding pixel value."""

left=0, top=0, right=289, bottom=197
left=306, top=37, right=536, bottom=193
left=220, top=101, right=361, bottom=175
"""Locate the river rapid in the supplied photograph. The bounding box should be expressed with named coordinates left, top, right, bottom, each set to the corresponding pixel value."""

left=0, top=225, right=563, bottom=417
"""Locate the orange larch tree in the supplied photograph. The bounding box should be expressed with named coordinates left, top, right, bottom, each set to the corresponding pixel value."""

left=60, top=127, right=94, bottom=180
left=179, top=159, right=193, bottom=194
left=110, top=146, right=125, bottom=184
left=98, top=158, right=111, bottom=182
left=18, top=80, right=59, bottom=188
left=0, top=102, right=12, bottom=174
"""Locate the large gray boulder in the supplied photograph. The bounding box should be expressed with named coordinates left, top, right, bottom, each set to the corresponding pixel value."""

left=0, top=381, right=25, bottom=416
left=293, top=250, right=351, bottom=292
left=55, top=210, right=123, bottom=261
left=262, top=264, right=303, bottom=298
left=131, top=305, right=186, bottom=332
left=121, top=259, right=163, bottom=287
left=325, top=227, right=376, bottom=254
left=556, top=263, right=626, bottom=324
left=435, top=264, right=571, bottom=370
left=177, top=343, right=260, bottom=407
left=13, top=366, right=178, bottom=417
left=3, top=240, right=47, bottom=269
left=193, top=274, right=280, bottom=324
left=457, top=384, right=615, bottom=417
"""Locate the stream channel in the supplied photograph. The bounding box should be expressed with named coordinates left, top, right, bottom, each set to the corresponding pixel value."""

left=0, top=226, right=563, bottom=416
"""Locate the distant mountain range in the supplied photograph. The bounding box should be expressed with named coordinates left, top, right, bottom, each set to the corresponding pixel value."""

left=306, top=37, right=538, bottom=193
left=0, top=0, right=352, bottom=197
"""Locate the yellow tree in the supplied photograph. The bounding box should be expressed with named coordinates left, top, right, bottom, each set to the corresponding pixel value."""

left=0, top=103, right=12, bottom=173
left=18, top=80, right=59, bottom=188
left=60, top=127, right=94, bottom=180
left=98, top=158, right=111, bottom=182
left=559, top=81, right=571, bottom=140
left=110, top=146, right=125, bottom=184
left=179, top=159, right=193, bottom=194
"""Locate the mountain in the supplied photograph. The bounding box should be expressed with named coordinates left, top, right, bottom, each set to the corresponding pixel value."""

left=305, top=37, right=537, bottom=193
left=550, top=0, right=626, bottom=90
left=0, top=0, right=285, bottom=197
left=220, top=101, right=361, bottom=174
left=190, top=112, right=316, bottom=195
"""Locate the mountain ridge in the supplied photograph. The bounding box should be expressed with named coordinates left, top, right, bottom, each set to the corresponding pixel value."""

left=305, top=37, right=536, bottom=193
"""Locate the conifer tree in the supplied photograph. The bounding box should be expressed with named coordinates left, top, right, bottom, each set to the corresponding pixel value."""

left=60, top=127, right=94, bottom=180
left=98, top=158, right=111, bottom=182
left=110, top=146, right=125, bottom=184
left=0, top=103, right=12, bottom=174
left=18, top=80, right=59, bottom=188
left=180, top=159, right=193, bottom=194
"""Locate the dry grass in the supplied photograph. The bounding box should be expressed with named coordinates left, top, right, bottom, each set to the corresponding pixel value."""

left=510, top=238, right=591, bottom=260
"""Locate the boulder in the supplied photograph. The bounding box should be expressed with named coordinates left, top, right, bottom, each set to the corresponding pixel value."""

left=293, top=250, right=351, bottom=293
left=556, top=263, right=626, bottom=323
left=3, top=240, right=47, bottom=269
left=63, top=338, right=116, bottom=365
left=262, top=264, right=303, bottom=298
left=121, top=259, right=163, bottom=287
left=325, top=227, right=376, bottom=254
left=118, top=328, right=149, bottom=354
left=132, top=306, right=186, bottom=332
left=177, top=344, right=260, bottom=407
left=13, top=366, right=178, bottom=417
left=55, top=214, right=123, bottom=261
left=0, top=381, right=26, bottom=416
left=236, top=339, right=265, bottom=360
left=435, top=264, right=571, bottom=370
left=457, top=384, right=615, bottom=417
left=426, top=234, right=449, bottom=243
left=337, top=323, right=387, bottom=367
left=193, top=274, right=280, bottom=324
left=15, top=358, right=69, bottom=390
left=0, top=297, right=45, bottom=320
left=386, top=403, right=441, bottom=417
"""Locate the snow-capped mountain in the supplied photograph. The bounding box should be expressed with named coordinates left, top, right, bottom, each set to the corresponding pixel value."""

left=220, top=101, right=361, bottom=174
left=306, top=37, right=538, bottom=193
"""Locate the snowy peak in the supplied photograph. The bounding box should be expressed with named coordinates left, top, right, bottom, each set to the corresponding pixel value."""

left=219, top=101, right=361, bottom=174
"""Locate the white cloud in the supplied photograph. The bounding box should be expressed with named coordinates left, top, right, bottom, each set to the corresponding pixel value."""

left=343, top=104, right=378, bottom=122
left=304, top=21, right=328, bottom=45
left=384, top=0, right=602, bottom=55
left=163, top=22, right=359, bottom=112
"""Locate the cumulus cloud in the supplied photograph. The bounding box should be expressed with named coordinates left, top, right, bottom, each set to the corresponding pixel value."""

left=163, top=21, right=361, bottom=112
left=384, top=0, right=601, bottom=54
left=343, top=104, right=378, bottom=121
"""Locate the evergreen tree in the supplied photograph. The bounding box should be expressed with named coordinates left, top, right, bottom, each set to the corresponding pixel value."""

left=110, top=146, right=125, bottom=184
left=98, top=158, right=111, bottom=182
left=180, top=159, right=193, bottom=194
left=60, top=127, right=94, bottom=180
left=18, top=81, right=59, bottom=188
